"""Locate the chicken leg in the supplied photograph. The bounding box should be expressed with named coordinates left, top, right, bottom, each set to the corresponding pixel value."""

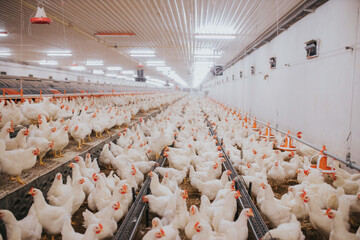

left=82, top=139, right=88, bottom=145
left=10, top=176, right=26, bottom=185
left=39, top=156, right=46, bottom=165
left=88, top=134, right=92, bottom=142
left=53, top=150, right=60, bottom=158
left=59, top=150, right=65, bottom=157
left=99, top=132, right=103, bottom=138
left=106, top=129, right=111, bottom=134
left=77, top=141, right=82, bottom=150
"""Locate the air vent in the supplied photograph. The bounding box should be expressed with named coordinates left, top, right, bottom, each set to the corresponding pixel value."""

left=269, top=57, right=276, bottom=69
left=305, top=39, right=319, bottom=59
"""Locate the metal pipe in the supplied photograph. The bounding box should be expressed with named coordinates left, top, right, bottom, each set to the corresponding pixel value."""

left=248, top=116, right=360, bottom=171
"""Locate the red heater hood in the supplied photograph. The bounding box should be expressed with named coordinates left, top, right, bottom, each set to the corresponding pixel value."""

left=30, top=7, right=51, bottom=24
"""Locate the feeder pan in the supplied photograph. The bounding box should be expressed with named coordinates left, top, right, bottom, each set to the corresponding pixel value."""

left=309, top=145, right=336, bottom=174
left=251, top=117, right=260, bottom=131
left=30, top=7, right=52, bottom=24
left=260, top=122, right=275, bottom=140
left=277, top=130, right=297, bottom=151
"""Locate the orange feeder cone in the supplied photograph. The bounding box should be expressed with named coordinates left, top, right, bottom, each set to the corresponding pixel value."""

left=251, top=117, right=260, bottom=131
left=260, top=122, right=275, bottom=140
left=277, top=130, right=297, bottom=151
left=309, top=145, right=336, bottom=174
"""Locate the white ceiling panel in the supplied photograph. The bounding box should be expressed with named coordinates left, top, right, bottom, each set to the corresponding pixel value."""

left=0, top=0, right=305, bottom=86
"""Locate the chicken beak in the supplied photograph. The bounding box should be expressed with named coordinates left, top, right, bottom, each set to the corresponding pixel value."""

left=28, top=187, right=36, bottom=196
left=68, top=163, right=73, bottom=168
left=248, top=209, right=254, bottom=217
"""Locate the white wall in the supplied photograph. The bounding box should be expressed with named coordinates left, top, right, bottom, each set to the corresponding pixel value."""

left=204, top=0, right=360, bottom=169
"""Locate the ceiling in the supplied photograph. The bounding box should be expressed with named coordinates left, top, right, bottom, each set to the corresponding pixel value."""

left=0, top=0, right=305, bottom=87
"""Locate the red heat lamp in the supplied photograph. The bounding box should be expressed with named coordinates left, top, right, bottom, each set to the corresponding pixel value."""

left=30, top=7, right=52, bottom=24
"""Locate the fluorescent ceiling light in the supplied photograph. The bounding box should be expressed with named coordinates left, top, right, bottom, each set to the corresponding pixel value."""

left=47, top=50, right=72, bottom=56
left=0, top=32, right=8, bottom=37
left=92, top=69, right=104, bottom=75
left=194, top=49, right=222, bottom=55
left=86, top=60, right=103, bottom=66
left=147, top=61, right=165, bottom=67
left=0, top=52, right=11, bottom=56
left=39, top=60, right=58, bottom=65
left=156, top=67, right=171, bottom=71
left=106, top=73, right=117, bottom=77
left=70, top=65, right=85, bottom=71
left=147, top=81, right=164, bottom=87
left=107, top=66, right=122, bottom=71
left=195, top=55, right=221, bottom=58
left=116, top=75, right=125, bottom=79
left=194, top=34, right=236, bottom=39
left=147, top=61, right=164, bottom=64
left=122, top=70, right=135, bottom=75
left=130, top=54, right=156, bottom=57
left=95, top=33, right=135, bottom=37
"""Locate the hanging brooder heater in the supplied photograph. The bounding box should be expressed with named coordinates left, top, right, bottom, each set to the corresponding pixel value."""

left=30, top=6, right=52, bottom=24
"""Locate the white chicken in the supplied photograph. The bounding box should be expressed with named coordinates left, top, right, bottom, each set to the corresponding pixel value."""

left=49, top=125, right=69, bottom=157
left=0, top=205, right=42, bottom=240
left=29, top=188, right=73, bottom=237
left=0, top=139, right=39, bottom=184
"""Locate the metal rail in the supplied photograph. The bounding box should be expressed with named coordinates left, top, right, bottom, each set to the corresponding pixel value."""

left=113, top=149, right=167, bottom=240
left=211, top=97, right=360, bottom=171
left=206, top=118, right=273, bottom=240
left=248, top=117, right=360, bottom=171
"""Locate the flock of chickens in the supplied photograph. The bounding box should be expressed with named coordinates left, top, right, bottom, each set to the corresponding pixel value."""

left=0, top=93, right=178, bottom=184
left=0, top=94, right=359, bottom=240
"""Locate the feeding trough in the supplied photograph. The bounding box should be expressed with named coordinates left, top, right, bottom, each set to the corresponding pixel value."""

left=260, top=122, right=275, bottom=140
left=251, top=117, right=260, bottom=131
left=277, top=130, right=297, bottom=151
left=309, top=145, right=336, bottom=174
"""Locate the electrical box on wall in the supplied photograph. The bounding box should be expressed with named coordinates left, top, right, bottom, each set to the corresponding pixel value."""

left=251, top=66, right=255, bottom=75
left=269, top=57, right=276, bottom=69
left=240, top=71, right=243, bottom=78
left=305, top=39, right=319, bottom=59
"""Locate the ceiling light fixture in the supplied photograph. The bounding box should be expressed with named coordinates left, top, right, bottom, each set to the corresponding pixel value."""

left=156, top=67, right=171, bottom=71
left=194, top=34, right=236, bottom=39
left=94, top=33, right=135, bottom=37
left=92, top=70, right=104, bottom=75
left=107, top=66, right=122, bottom=71
left=122, top=70, right=135, bottom=75
left=0, top=52, right=11, bottom=56
left=39, top=60, right=58, bottom=65
left=106, top=73, right=117, bottom=77
left=70, top=65, right=85, bottom=71
left=129, top=54, right=156, bottom=57
left=194, top=55, right=221, bottom=58
left=47, top=50, right=72, bottom=56
left=86, top=60, right=103, bottom=66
